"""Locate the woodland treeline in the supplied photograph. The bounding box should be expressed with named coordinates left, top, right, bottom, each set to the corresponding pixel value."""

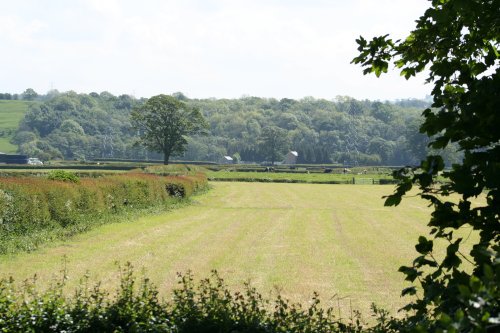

left=8, top=90, right=461, bottom=165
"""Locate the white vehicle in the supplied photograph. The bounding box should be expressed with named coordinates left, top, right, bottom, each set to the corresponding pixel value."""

left=27, top=157, right=43, bottom=165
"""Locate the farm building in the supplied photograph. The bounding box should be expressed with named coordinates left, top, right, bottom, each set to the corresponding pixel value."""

left=283, top=151, right=298, bottom=165
left=220, top=155, right=234, bottom=164
left=0, top=153, right=29, bottom=164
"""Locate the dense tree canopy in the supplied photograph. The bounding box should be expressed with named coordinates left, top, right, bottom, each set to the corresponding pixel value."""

left=353, top=0, right=499, bottom=330
left=14, top=91, right=145, bottom=161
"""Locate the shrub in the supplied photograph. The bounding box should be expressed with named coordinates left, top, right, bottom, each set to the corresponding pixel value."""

left=47, top=170, right=80, bottom=183
left=0, top=265, right=401, bottom=332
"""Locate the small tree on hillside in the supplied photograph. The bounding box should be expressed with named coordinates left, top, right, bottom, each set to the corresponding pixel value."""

left=131, top=95, right=208, bottom=164
left=258, top=126, right=289, bottom=165
left=21, top=88, right=38, bottom=101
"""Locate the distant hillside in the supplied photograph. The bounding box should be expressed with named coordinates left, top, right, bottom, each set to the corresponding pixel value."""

left=1, top=89, right=461, bottom=165
left=0, top=100, right=32, bottom=153
left=11, top=90, right=461, bottom=166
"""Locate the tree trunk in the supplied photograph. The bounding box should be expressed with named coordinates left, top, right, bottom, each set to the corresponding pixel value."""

left=163, top=151, right=170, bottom=165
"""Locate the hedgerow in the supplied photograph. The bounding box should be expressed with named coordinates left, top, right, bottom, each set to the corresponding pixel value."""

left=141, top=164, right=207, bottom=176
left=0, top=264, right=402, bottom=333
left=0, top=171, right=208, bottom=254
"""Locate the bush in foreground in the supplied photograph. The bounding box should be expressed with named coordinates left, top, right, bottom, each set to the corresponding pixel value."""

left=1, top=263, right=497, bottom=332
left=0, top=264, right=400, bottom=333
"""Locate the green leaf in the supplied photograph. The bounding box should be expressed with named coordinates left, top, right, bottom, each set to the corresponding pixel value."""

left=483, top=264, right=493, bottom=280
left=399, top=266, right=420, bottom=282
left=471, top=62, right=487, bottom=76
left=457, top=284, right=470, bottom=297
left=488, top=40, right=500, bottom=57
left=469, top=276, right=481, bottom=293
left=384, top=194, right=401, bottom=206
left=414, top=255, right=438, bottom=268
left=439, top=313, right=452, bottom=325
left=401, top=286, right=417, bottom=296
left=454, top=309, right=464, bottom=321
left=415, top=236, right=434, bottom=254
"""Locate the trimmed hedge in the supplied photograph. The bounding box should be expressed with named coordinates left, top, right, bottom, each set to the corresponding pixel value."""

left=0, top=172, right=208, bottom=253
left=208, top=177, right=399, bottom=185
left=141, top=164, right=206, bottom=176
left=208, top=177, right=349, bottom=184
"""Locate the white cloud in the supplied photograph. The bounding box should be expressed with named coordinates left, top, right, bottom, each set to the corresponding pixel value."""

left=0, top=0, right=431, bottom=100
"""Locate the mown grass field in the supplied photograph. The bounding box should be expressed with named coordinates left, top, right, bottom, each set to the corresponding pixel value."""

left=0, top=182, right=477, bottom=317
left=0, top=100, right=32, bottom=153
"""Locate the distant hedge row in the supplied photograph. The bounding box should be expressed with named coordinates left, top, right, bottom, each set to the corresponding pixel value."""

left=208, top=177, right=398, bottom=185
left=212, top=164, right=399, bottom=171
left=93, top=158, right=217, bottom=165
left=208, top=177, right=348, bottom=184
left=0, top=172, right=208, bottom=253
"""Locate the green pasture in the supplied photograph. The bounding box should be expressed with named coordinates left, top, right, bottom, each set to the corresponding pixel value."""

left=0, top=100, right=31, bottom=153
left=207, top=170, right=394, bottom=184
left=0, top=182, right=477, bottom=317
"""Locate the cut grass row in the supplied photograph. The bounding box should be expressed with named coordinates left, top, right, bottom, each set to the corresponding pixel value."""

left=0, top=182, right=476, bottom=317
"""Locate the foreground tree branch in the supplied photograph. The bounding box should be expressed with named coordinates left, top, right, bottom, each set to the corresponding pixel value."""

left=353, top=0, right=499, bottom=331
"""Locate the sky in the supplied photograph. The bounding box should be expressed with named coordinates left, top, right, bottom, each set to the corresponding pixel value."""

left=0, top=0, right=432, bottom=101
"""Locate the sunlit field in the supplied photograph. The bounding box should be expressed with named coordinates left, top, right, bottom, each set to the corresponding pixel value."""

left=0, top=182, right=477, bottom=316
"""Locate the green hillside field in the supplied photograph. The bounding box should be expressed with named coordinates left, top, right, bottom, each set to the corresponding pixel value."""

left=0, top=100, right=32, bottom=153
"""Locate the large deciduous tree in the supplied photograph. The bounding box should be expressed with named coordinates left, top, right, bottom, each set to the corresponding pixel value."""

left=258, top=126, right=289, bottom=165
left=131, top=94, right=208, bottom=164
left=353, top=0, right=499, bottom=331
